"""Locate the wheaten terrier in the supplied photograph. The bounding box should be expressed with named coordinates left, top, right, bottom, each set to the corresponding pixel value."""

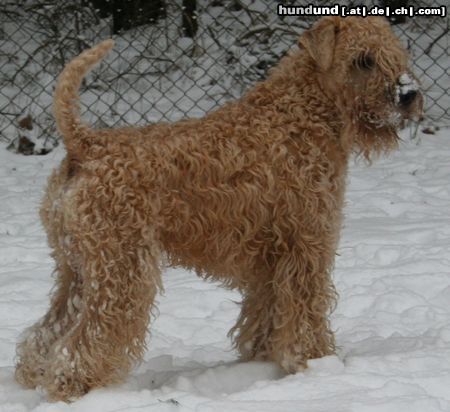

left=16, top=16, right=422, bottom=401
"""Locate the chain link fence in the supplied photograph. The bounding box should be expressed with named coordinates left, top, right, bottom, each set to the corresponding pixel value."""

left=0, top=0, right=448, bottom=154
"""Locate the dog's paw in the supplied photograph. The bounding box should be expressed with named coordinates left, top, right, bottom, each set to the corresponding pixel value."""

left=15, top=360, right=45, bottom=389
left=42, top=344, right=89, bottom=402
left=44, top=368, right=87, bottom=402
left=278, top=349, right=307, bottom=374
left=15, top=328, right=49, bottom=389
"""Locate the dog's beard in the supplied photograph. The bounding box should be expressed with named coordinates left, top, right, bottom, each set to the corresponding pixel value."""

left=364, top=109, right=403, bottom=128
left=354, top=92, right=402, bottom=130
left=357, top=96, right=407, bottom=131
left=351, top=104, right=401, bottom=160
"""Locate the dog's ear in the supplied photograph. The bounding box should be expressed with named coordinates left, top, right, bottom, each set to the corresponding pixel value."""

left=298, top=17, right=340, bottom=72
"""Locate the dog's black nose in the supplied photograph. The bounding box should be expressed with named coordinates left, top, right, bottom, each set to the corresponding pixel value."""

left=399, top=90, right=418, bottom=106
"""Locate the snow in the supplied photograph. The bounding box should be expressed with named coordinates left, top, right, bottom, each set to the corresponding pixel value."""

left=1, top=1, right=449, bottom=408
left=396, top=73, right=420, bottom=104
left=0, top=126, right=450, bottom=411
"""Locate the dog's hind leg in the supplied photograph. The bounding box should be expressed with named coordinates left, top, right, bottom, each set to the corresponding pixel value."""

left=16, top=166, right=84, bottom=389
left=15, top=259, right=82, bottom=390
left=39, top=182, right=162, bottom=401
left=43, top=235, right=161, bottom=401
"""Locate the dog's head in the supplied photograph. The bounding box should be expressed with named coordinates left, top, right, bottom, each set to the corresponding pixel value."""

left=299, top=16, right=423, bottom=158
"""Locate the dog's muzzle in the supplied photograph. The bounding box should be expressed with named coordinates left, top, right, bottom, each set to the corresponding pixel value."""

left=395, top=73, right=423, bottom=120
left=399, top=89, right=418, bottom=107
left=396, top=73, right=421, bottom=108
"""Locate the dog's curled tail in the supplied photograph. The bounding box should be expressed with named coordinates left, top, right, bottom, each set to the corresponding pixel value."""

left=53, top=39, right=114, bottom=152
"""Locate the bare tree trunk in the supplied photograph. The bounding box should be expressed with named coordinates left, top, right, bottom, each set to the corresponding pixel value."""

left=89, top=0, right=167, bottom=34
left=182, top=0, right=197, bottom=38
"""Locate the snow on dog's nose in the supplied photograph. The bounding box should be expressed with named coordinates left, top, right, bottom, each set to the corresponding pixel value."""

left=396, top=73, right=420, bottom=107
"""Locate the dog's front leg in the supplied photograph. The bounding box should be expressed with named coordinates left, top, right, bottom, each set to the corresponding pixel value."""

left=230, top=233, right=338, bottom=373
left=269, top=236, right=338, bottom=373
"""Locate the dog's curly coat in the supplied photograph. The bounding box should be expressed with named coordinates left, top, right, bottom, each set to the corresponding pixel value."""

left=16, top=16, right=422, bottom=401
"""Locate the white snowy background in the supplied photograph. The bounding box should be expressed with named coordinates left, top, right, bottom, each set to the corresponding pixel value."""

left=1, top=1, right=450, bottom=411
left=1, top=127, right=449, bottom=412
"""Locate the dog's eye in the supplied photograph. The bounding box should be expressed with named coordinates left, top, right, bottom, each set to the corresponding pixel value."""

left=353, top=53, right=375, bottom=70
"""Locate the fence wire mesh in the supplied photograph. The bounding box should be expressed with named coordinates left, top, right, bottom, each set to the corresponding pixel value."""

left=0, top=0, right=448, bottom=154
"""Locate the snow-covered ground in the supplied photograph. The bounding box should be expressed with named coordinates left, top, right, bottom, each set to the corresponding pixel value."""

left=0, top=126, right=449, bottom=411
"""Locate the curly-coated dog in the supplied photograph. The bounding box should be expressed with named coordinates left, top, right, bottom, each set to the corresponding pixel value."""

left=16, top=16, right=422, bottom=401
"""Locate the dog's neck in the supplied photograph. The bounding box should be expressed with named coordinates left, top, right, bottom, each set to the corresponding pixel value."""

left=246, top=51, right=345, bottom=139
left=242, top=51, right=399, bottom=160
